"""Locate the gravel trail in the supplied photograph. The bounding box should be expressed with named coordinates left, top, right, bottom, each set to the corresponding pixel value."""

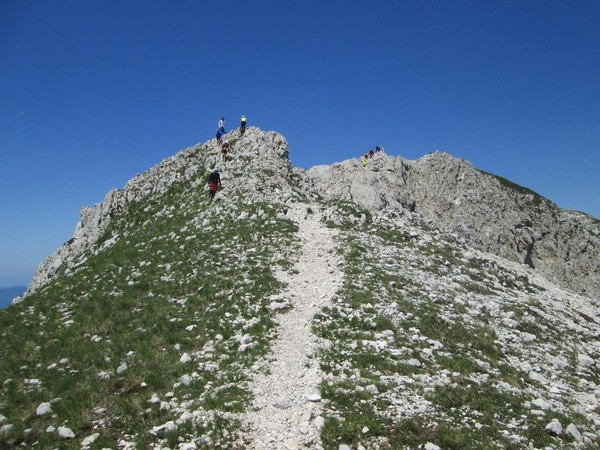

left=238, top=203, right=343, bottom=449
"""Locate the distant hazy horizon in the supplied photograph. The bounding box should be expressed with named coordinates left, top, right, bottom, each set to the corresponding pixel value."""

left=0, top=286, right=26, bottom=309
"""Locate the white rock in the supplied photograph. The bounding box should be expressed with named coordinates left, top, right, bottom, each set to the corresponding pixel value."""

left=545, top=419, right=563, bottom=436
left=46, top=425, right=56, bottom=433
left=566, top=423, right=583, bottom=442
left=365, top=384, right=379, bottom=395
left=180, top=353, right=192, bottom=364
left=306, top=393, right=321, bottom=402
left=179, top=411, right=193, bottom=423
left=407, top=358, right=422, bottom=367
left=477, top=360, right=491, bottom=371
left=116, top=362, right=128, bottom=374
left=530, top=398, right=552, bottom=410
left=529, top=371, right=550, bottom=385
left=424, top=443, right=441, bottom=450
left=148, top=393, right=161, bottom=404
left=36, top=402, right=52, bottom=416
left=58, top=426, right=76, bottom=439
left=274, top=397, right=292, bottom=409
left=0, top=424, right=13, bottom=435
left=160, top=401, right=171, bottom=411
left=285, top=439, right=301, bottom=449
left=578, top=353, right=595, bottom=367
left=151, top=420, right=177, bottom=437
left=180, top=374, right=192, bottom=386
left=313, top=416, right=325, bottom=429
left=583, top=432, right=598, bottom=442
left=81, top=432, right=100, bottom=447
left=339, top=445, right=352, bottom=450
left=179, top=443, right=197, bottom=450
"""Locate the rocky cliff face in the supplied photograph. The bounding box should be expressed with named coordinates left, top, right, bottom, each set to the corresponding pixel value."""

left=26, top=128, right=599, bottom=300
left=305, top=151, right=600, bottom=298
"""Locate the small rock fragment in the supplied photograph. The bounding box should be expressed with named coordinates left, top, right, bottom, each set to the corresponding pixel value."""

left=81, top=432, right=100, bottom=447
left=58, top=426, right=75, bottom=439
left=566, top=423, right=583, bottom=442
left=36, top=402, right=52, bottom=416
left=306, top=393, right=321, bottom=402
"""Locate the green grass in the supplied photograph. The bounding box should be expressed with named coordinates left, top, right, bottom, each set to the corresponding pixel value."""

left=0, top=149, right=301, bottom=449
left=312, top=204, right=594, bottom=450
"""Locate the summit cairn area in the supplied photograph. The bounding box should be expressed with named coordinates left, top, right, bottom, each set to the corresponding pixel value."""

left=2, top=128, right=599, bottom=449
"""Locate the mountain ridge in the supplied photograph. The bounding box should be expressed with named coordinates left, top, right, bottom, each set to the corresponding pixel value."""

left=3, top=127, right=598, bottom=449
left=302, top=149, right=599, bottom=299
left=23, top=127, right=598, bottom=301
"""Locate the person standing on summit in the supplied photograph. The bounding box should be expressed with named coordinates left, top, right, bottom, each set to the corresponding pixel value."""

left=240, top=115, right=247, bottom=134
left=218, top=117, right=225, bottom=133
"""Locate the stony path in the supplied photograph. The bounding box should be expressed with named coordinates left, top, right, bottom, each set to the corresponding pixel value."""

left=238, top=203, right=343, bottom=449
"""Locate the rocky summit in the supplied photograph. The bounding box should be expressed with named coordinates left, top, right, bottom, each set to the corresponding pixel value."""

left=1, top=127, right=599, bottom=449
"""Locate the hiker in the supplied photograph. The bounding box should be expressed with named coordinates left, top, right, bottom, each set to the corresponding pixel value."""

left=362, top=157, right=367, bottom=167
left=207, top=169, right=222, bottom=200
left=369, top=149, right=374, bottom=158
left=216, top=128, right=225, bottom=145
left=218, top=117, right=226, bottom=132
left=221, top=137, right=229, bottom=162
left=240, top=115, right=247, bottom=133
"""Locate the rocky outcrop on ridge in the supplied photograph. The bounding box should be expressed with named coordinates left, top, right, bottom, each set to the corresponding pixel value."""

left=25, top=127, right=300, bottom=296
left=25, top=143, right=204, bottom=295
left=305, top=151, right=600, bottom=298
left=25, top=128, right=599, bottom=300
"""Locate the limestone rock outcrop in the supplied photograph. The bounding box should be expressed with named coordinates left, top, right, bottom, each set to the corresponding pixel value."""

left=25, top=129, right=600, bottom=299
left=305, top=151, right=600, bottom=298
left=25, top=128, right=298, bottom=295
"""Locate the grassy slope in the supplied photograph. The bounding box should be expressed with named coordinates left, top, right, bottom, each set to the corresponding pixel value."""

left=0, top=155, right=299, bottom=449
left=314, top=202, right=597, bottom=450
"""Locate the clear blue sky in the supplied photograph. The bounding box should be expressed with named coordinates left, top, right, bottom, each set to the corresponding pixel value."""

left=1, top=0, right=599, bottom=287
